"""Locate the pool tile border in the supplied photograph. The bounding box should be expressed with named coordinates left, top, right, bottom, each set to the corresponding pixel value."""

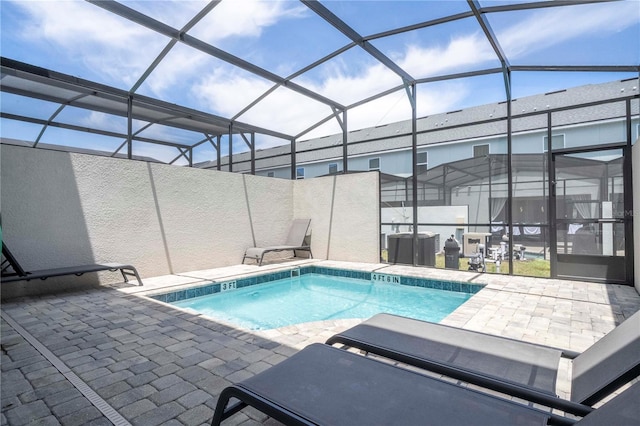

left=150, top=265, right=484, bottom=304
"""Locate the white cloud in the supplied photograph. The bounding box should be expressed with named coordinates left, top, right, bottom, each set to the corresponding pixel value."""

left=236, top=86, right=336, bottom=136
left=189, top=0, right=308, bottom=43
left=11, top=0, right=306, bottom=94
left=10, top=0, right=637, bottom=153
left=121, top=0, right=209, bottom=29
left=78, top=111, right=127, bottom=131
left=13, top=1, right=166, bottom=87
left=190, top=41, right=475, bottom=141
left=17, top=1, right=143, bottom=46
left=141, top=0, right=308, bottom=99
left=76, top=111, right=209, bottom=152
left=346, top=91, right=412, bottom=130
left=192, top=68, right=274, bottom=116
left=305, top=61, right=400, bottom=106
left=416, top=81, right=469, bottom=116
left=142, top=45, right=214, bottom=97
left=225, top=2, right=639, bottom=143
left=195, top=34, right=479, bottom=141
left=498, top=2, right=640, bottom=59
left=133, top=142, right=184, bottom=163
left=11, top=0, right=478, bottom=141
left=399, top=34, right=495, bottom=77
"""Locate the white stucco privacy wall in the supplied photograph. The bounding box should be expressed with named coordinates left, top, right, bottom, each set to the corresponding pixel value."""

left=0, top=145, right=292, bottom=290
left=294, top=172, right=380, bottom=263
left=1, top=145, right=380, bottom=297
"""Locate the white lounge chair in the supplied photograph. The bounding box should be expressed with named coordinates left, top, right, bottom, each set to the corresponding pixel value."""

left=242, top=219, right=312, bottom=266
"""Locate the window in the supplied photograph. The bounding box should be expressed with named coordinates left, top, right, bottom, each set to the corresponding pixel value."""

left=369, top=157, right=380, bottom=171
left=417, top=151, right=428, bottom=174
left=473, top=144, right=489, bottom=158
left=543, top=134, right=565, bottom=151
left=329, top=163, right=338, bottom=174
left=267, top=171, right=274, bottom=178
left=296, top=167, right=305, bottom=180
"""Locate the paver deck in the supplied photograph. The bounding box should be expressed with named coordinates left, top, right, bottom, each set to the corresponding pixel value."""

left=2, top=260, right=639, bottom=425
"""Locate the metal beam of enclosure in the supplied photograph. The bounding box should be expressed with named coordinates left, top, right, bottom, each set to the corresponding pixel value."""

left=468, top=0, right=511, bottom=102
left=409, top=84, right=419, bottom=267
left=0, top=112, right=192, bottom=150
left=301, top=0, right=415, bottom=85
left=89, top=0, right=346, bottom=111
left=129, top=1, right=221, bottom=95
left=1, top=57, right=294, bottom=142
left=1, top=0, right=637, bottom=176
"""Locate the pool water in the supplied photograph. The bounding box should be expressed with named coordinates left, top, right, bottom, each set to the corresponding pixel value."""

left=172, top=273, right=472, bottom=330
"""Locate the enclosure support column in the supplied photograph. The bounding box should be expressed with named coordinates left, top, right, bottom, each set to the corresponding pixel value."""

left=342, top=109, right=348, bottom=173
left=332, top=107, right=349, bottom=174
left=624, top=99, right=634, bottom=283
left=488, top=159, right=493, bottom=229
left=251, top=133, right=255, bottom=175
left=542, top=152, right=547, bottom=259
left=547, top=112, right=557, bottom=276
left=228, top=123, right=233, bottom=173
left=291, top=138, right=297, bottom=180
left=241, top=132, right=256, bottom=175
left=405, top=82, right=419, bottom=266
left=216, top=135, right=222, bottom=171
left=505, top=71, right=514, bottom=275
left=127, top=95, right=133, bottom=160
left=443, top=166, right=448, bottom=205
left=205, top=134, right=220, bottom=170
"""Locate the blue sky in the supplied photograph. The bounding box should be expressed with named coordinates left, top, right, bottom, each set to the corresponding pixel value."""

left=1, top=0, right=639, bottom=163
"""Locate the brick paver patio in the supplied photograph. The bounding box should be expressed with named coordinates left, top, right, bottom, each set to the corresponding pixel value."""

left=2, top=260, right=639, bottom=425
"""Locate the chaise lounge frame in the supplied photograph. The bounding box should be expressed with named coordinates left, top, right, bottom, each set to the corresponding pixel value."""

left=242, top=219, right=312, bottom=266
left=325, top=311, right=640, bottom=416
left=1, top=244, right=143, bottom=286
left=211, top=343, right=639, bottom=426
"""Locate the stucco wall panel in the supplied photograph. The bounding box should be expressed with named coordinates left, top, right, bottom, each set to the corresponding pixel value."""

left=141, top=163, right=252, bottom=272
left=326, top=172, right=379, bottom=263
left=1, top=145, right=96, bottom=270
left=294, top=172, right=379, bottom=263
left=293, top=176, right=334, bottom=259
left=242, top=174, right=294, bottom=248
left=70, top=155, right=167, bottom=274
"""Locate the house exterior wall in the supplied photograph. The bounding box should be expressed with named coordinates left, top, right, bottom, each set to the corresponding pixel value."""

left=213, top=79, right=639, bottom=180
left=249, top=116, right=635, bottom=181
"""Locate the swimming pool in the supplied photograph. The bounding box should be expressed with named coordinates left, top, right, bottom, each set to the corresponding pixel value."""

left=152, top=267, right=483, bottom=330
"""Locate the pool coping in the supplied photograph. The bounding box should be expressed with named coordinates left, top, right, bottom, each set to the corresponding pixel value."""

left=147, top=264, right=485, bottom=304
